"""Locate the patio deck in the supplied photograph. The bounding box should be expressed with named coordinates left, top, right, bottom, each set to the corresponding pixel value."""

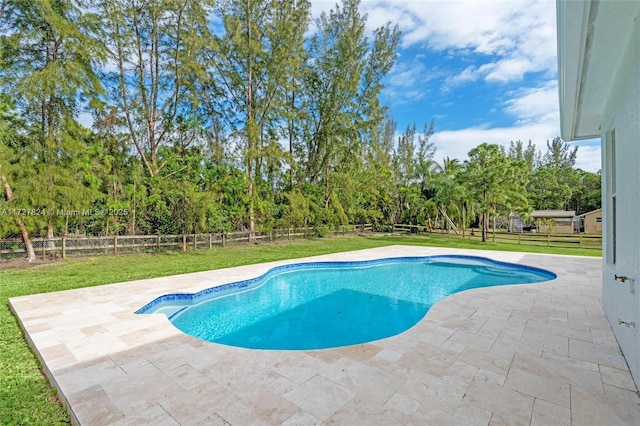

left=9, top=246, right=640, bottom=425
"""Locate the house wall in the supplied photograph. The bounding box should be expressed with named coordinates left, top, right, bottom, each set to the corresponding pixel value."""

left=583, top=211, right=602, bottom=235
left=533, top=219, right=574, bottom=234
left=601, top=7, right=640, bottom=385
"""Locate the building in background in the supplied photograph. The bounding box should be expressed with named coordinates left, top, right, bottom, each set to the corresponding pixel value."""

left=531, top=210, right=578, bottom=234
left=508, top=210, right=578, bottom=234
left=580, top=208, right=602, bottom=235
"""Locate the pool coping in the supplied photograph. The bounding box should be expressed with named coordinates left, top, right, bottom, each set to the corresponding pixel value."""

left=9, top=245, right=640, bottom=425
left=135, top=254, right=556, bottom=318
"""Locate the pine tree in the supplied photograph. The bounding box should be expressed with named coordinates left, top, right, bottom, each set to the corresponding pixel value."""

left=99, top=0, right=215, bottom=177
left=299, top=0, right=399, bottom=227
left=208, top=0, right=310, bottom=237
left=1, top=0, right=106, bottom=240
left=0, top=98, right=35, bottom=261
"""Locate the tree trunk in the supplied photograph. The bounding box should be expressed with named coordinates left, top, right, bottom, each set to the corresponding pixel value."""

left=47, top=216, right=54, bottom=238
left=246, top=0, right=255, bottom=242
left=461, top=202, right=466, bottom=238
left=46, top=215, right=56, bottom=249
left=482, top=212, right=488, bottom=242
left=1, top=172, right=36, bottom=262
left=288, top=91, right=295, bottom=189
left=248, top=177, right=255, bottom=241
left=324, top=163, right=330, bottom=211
left=482, top=190, right=488, bottom=242
left=17, top=215, right=36, bottom=262
left=492, top=215, right=496, bottom=242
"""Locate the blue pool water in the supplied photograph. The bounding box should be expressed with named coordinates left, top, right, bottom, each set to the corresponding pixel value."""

left=136, top=256, right=555, bottom=350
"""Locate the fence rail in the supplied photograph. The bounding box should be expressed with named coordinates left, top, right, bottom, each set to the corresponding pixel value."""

left=391, top=224, right=602, bottom=250
left=1, top=222, right=601, bottom=262
left=0, top=224, right=373, bottom=261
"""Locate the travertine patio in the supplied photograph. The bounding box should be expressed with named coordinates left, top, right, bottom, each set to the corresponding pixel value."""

left=9, top=246, right=640, bottom=425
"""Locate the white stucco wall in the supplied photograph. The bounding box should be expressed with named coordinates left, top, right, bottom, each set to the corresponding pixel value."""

left=601, top=8, right=640, bottom=386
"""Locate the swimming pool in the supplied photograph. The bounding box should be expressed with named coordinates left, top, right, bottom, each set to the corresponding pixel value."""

left=136, top=255, right=555, bottom=350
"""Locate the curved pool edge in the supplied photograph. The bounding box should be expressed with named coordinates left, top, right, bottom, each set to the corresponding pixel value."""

left=135, top=254, right=557, bottom=317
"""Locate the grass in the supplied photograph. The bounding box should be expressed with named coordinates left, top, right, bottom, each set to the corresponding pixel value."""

left=0, top=234, right=601, bottom=424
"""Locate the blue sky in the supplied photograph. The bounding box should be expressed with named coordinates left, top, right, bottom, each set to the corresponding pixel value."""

left=311, top=0, right=602, bottom=172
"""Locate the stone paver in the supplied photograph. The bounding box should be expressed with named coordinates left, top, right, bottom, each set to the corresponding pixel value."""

left=9, top=246, right=640, bottom=425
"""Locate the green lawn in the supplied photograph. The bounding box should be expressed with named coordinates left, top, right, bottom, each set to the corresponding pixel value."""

left=0, top=234, right=601, bottom=425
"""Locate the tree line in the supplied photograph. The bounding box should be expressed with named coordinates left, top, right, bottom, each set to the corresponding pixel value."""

left=0, top=0, right=600, bottom=260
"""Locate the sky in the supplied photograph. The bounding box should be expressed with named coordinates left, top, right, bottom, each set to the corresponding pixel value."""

left=311, top=0, right=602, bottom=172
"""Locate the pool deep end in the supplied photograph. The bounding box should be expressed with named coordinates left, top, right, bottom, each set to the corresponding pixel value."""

left=136, top=255, right=555, bottom=350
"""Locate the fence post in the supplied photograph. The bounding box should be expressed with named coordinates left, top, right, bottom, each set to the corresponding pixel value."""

left=222, top=232, right=226, bottom=247
left=209, top=233, right=212, bottom=250
left=157, top=235, right=161, bottom=251
left=547, top=234, right=551, bottom=247
left=182, top=234, right=186, bottom=252
left=270, top=230, right=273, bottom=242
left=579, top=234, right=582, bottom=248
left=287, top=228, right=291, bottom=240
left=62, top=236, right=66, bottom=259
left=193, top=234, right=197, bottom=251
left=114, top=236, right=118, bottom=255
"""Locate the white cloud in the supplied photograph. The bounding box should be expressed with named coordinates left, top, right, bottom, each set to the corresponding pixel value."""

left=430, top=123, right=601, bottom=173
left=485, top=57, right=534, bottom=83
left=571, top=141, right=602, bottom=173
left=388, top=60, right=428, bottom=88
left=431, top=123, right=554, bottom=165
left=503, top=80, right=559, bottom=126
left=77, top=111, right=94, bottom=129
left=443, top=65, right=481, bottom=87
left=357, top=0, right=557, bottom=84
left=311, top=0, right=557, bottom=86
left=363, top=1, right=418, bottom=33
left=430, top=80, right=601, bottom=172
left=384, top=57, right=444, bottom=103
left=310, top=0, right=335, bottom=19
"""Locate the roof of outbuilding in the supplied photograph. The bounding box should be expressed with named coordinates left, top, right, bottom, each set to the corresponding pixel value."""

left=579, top=208, right=602, bottom=217
left=530, top=210, right=576, bottom=218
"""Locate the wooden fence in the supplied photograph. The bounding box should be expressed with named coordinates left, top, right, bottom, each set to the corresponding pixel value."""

left=0, top=224, right=373, bottom=261
left=1, top=221, right=599, bottom=261
left=391, top=224, right=602, bottom=250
